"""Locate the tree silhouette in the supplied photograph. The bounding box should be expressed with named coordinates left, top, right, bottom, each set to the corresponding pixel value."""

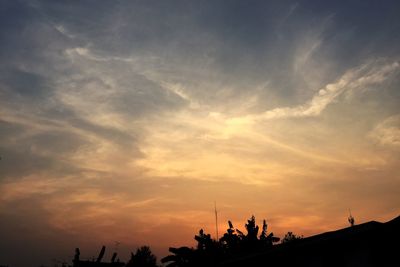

left=220, top=221, right=241, bottom=254
left=245, top=216, right=259, bottom=241
left=194, top=229, right=213, bottom=251
left=126, top=246, right=158, bottom=267
left=260, top=219, right=280, bottom=247
left=281, top=232, right=303, bottom=244
left=161, top=247, right=195, bottom=267
left=161, top=215, right=280, bottom=267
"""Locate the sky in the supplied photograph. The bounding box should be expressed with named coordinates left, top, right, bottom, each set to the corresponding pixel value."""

left=1, top=0, right=400, bottom=266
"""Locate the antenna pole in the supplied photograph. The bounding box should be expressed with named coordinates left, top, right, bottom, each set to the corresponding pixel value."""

left=214, top=201, right=219, bottom=240
left=348, top=208, right=355, bottom=227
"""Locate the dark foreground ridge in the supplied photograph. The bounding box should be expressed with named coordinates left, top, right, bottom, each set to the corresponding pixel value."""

left=73, top=246, right=124, bottom=267
left=218, top=215, right=400, bottom=267
left=70, top=215, right=400, bottom=267
left=72, top=245, right=156, bottom=267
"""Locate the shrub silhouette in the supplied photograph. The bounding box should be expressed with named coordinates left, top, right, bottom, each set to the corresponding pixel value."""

left=126, top=246, right=158, bottom=267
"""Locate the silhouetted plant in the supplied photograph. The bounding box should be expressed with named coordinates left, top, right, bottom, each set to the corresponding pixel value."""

left=194, top=229, right=212, bottom=251
left=348, top=213, right=355, bottom=227
left=232, top=216, right=280, bottom=252
left=281, top=232, right=303, bottom=244
left=259, top=219, right=280, bottom=247
left=126, top=246, right=158, bottom=267
left=245, top=216, right=259, bottom=241
left=161, top=215, right=280, bottom=266
left=195, top=229, right=222, bottom=266
left=220, top=221, right=241, bottom=254
left=161, top=247, right=195, bottom=267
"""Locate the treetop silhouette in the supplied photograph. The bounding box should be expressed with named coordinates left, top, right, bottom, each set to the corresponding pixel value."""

left=161, top=215, right=280, bottom=267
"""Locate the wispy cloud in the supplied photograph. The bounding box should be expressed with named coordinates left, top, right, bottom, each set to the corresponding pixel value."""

left=368, top=114, right=400, bottom=148
left=65, top=46, right=136, bottom=63
left=228, top=60, right=399, bottom=123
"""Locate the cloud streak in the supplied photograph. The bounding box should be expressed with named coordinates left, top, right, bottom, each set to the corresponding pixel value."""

left=368, top=114, right=400, bottom=148
left=228, top=60, right=399, bottom=123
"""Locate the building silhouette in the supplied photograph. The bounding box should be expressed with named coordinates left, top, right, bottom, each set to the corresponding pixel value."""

left=219, top=215, right=400, bottom=267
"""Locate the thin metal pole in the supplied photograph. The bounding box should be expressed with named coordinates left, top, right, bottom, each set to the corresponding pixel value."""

left=215, top=201, right=219, bottom=240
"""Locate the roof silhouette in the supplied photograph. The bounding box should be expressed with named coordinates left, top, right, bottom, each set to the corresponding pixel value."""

left=219, top=215, right=400, bottom=267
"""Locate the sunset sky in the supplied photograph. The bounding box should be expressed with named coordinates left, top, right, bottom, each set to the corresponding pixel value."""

left=1, top=1, right=400, bottom=266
